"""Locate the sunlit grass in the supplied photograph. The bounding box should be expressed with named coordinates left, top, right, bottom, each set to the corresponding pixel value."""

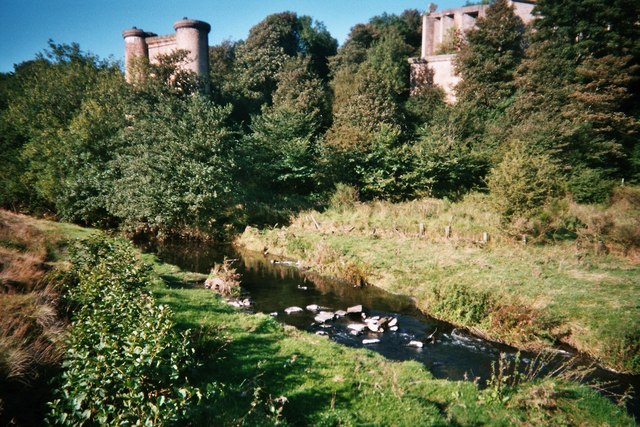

left=145, top=256, right=634, bottom=425
left=237, top=194, right=640, bottom=373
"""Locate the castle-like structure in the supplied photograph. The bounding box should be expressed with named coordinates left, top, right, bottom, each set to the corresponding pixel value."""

left=411, top=1, right=536, bottom=102
left=122, top=18, right=211, bottom=83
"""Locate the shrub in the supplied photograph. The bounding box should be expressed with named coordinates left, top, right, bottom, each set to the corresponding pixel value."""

left=205, top=258, right=241, bottom=297
left=568, top=167, right=614, bottom=204
left=431, top=283, right=494, bottom=326
left=487, top=142, right=563, bottom=222
left=48, top=238, right=207, bottom=425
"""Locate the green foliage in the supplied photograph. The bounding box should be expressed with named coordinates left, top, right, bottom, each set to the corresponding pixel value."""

left=232, top=12, right=336, bottom=117
left=408, top=119, right=487, bottom=198
left=208, top=40, right=238, bottom=106
left=271, top=56, right=332, bottom=129
left=244, top=107, right=323, bottom=196
left=488, top=143, right=563, bottom=221
left=107, top=95, right=236, bottom=234
left=353, top=125, right=413, bottom=201
left=568, top=167, right=615, bottom=204
left=54, top=70, right=128, bottom=226
left=2, top=42, right=121, bottom=212
left=506, top=0, right=640, bottom=186
left=455, top=0, right=525, bottom=109
left=49, top=238, right=206, bottom=425
left=368, top=10, right=423, bottom=55
left=327, top=30, right=415, bottom=200
left=431, top=283, right=494, bottom=326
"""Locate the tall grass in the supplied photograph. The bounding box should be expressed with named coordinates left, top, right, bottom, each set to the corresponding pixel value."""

left=0, top=210, right=67, bottom=425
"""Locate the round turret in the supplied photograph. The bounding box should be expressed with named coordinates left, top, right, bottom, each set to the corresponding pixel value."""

left=173, top=18, right=211, bottom=77
left=122, top=27, right=149, bottom=82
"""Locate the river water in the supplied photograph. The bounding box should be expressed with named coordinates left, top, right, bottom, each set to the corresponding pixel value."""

left=142, top=239, right=639, bottom=418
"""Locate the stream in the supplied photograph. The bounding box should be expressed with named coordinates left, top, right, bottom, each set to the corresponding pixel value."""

left=142, top=239, right=639, bottom=419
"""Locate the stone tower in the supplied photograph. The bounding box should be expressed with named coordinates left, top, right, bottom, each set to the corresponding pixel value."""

left=122, top=18, right=211, bottom=85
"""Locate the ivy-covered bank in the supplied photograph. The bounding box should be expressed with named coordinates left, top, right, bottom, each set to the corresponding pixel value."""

left=48, top=238, right=208, bottom=425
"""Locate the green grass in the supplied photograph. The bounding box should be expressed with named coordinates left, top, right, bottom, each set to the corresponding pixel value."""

left=1, top=210, right=633, bottom=424
left=236, top=194, right=640, bottom=373
left=144, top=255, right=634, bottom=426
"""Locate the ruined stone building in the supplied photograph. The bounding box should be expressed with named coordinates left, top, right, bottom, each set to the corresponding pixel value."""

left=410, top=1, right=536, bottom=102
left=122, top=18, right=211, bottom=84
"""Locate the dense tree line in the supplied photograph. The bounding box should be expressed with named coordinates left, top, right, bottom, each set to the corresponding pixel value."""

left=1, top=2, right=638, bottom=236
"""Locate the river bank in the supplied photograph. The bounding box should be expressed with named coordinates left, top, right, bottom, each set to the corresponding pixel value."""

left=1, top=209, right=636, bottom=424
left=146, top=251, right=635, bottom=425
left=236, top=193, right=640, bottom=375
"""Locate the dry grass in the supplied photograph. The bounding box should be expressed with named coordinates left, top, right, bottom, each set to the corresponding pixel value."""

left=570, top=186, right=640, bottom=258
left=205, top=257, right=242, bottom=297
left=0, top=210, right=66, bottom=384
left=0, top=291, right=64, bottom=381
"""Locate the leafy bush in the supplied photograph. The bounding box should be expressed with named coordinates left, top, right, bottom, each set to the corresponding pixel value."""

left=568, top=167, right=614, bottom=204
left=107, top=95, right=236, bottom=235
left=49, top=238, right=207, bottom=425
left=431, top=283, right=494, bottom=326
left=487, top=142, right=563, bottom=221
left=408, top=123, right=487, bottom=199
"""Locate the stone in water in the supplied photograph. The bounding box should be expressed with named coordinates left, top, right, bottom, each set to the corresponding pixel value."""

left=314, top=311, right=335, bottom=323
left=347, top=305, right=363, bottom=314
left=347, top=323, right=367, bottom=333
left=284, top=306, right=303, bottom=314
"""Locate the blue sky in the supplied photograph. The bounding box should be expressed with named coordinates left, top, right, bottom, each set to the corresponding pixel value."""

left=0, top=0, right=462, bottom=73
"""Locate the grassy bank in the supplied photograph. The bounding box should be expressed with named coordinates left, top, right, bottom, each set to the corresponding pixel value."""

left=146, top=257, right=634, bottom=425
left=236, top=192, right=640, bottom=374
left=0, top=210, right=95, bottom=425
left=0, top=210, right=635, bottom=424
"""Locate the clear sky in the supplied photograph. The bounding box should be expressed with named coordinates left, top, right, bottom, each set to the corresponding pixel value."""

left=0, top=0, right=462, bottom=73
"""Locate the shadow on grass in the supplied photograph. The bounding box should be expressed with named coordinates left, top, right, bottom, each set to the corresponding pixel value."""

left=153, top=280, right=344, bottom=424
left=159, top=273, right=200, bottom=289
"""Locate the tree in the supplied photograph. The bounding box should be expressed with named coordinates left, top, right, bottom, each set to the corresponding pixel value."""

left=455, top=0, right=525, bottom=109
left=208, top=40, right=238, bottom=106
left=506, top=0, right=640, bottom=194
left=0, top=71, right=29, bottom=209
left=487, top=141, right=563, bottom=221
left=107, top=95, right=236, bottom=234
left=271, top=56, right=332, bottom=130
left=232, top=13, right=337, bottom=118
left=326, top=30, right=414, bottom=199
left=3, top=42, right=121, bottom=212
left=55, top=70, right=128, bottom=226
left=237, top=56, right=331, bottom=222
left=408, top=113, right=487, bottom=198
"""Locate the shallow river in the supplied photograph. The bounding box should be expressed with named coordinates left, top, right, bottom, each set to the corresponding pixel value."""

left=142, top=239, right=639, bottom=418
